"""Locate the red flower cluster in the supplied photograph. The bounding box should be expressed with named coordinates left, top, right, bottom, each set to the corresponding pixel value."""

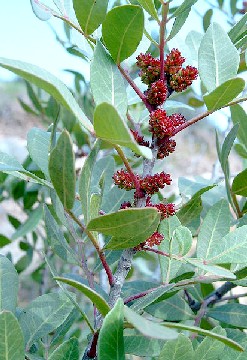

left=130, top=129, right=149, bottom=147
left=149, top=109, right=185, bottom=138
left=145, top=80, right=168, bottom=106
left=164, top=48, right=185, bottom=74
left=170, top=66, right=199, bottom=92
left=140, top=171, right=171, bottom=195
left=146, top=197, right=176, bottom=220
left=113, top=169, right=136, bottom=191
left=113, top=170, right=171, bottom=196
left=135, top=231, right=164, bottom=250
left=157, top=137, right=176, bottom=159
left=136, top=53, right=160, bottom=85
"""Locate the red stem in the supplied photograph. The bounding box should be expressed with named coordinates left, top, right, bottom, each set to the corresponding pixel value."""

left=98, top=251, right=114, bottom=286
left=159, top=2, right=169, bottom=81
left=87, top=332, right=99, bottom=358
left=118, top=65, right=155, bottom=113
left=171, top=110, right=212, bottom=136
left=143, top=246, right=170, bottom=257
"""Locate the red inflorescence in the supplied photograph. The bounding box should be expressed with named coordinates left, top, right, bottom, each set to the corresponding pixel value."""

left=120, top=201, right=132, bottom=209
left=145, top=231, right=164, bottom=247
left=146, top=80, right=168, bottom=106
left=170, top=65, right=198, bottom=92
left=157, top=137, right=176, bottom=159
left=130, top=129, right=150, bottom=147
left=136, top=53, right=161, bottom=85
left=155, top=203, right=176, bottom=219
left=140, top=171, right=172, bottom=195
left=113, top=169, right=138, bottom=191
left=149, top=109, right=185, bottom=138
left=164, top=48, right=185, bottom=75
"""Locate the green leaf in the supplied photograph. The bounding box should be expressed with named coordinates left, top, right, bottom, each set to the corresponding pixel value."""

left=177, top=185, right=215, bottom=226
left=87, top=208, right=160, bottom=249
left=0, top=256, right=18, bottom=312
left=0, top=151, right=52, bottom=187
left=231, top=104, right=247, bottom=147
left=206, top=225, right=247, bottom=264
left=220, top=123, right=239, bottom=173
left=130, top=284, right=175, bottom=312
left=208, top=304, right=247, bottom=328
left=124, top=305, right=178, bottom=340
left=73, top=0, right=108, bottom=35
left=203, top=9, right=213, bottom=32
left=185, top=258, right=236, bottom=279
left=197, top=199, right=231, bottom=259
left=172, top=0, right=198, bottom=16
left=228, top=13, right=247, bottom=44
left=102, top=5, right=144, bottom=63
left=185, top=31, right=203, bottom=62
left=0, top=57, right=94, bottom=133
left=27, top=128, right=50, bottom=178
left=158, top=334, right=194, bottom=360
left=173, top=225, right=192, bottom=256
left=221, top=329, right=247, bottom=360
left=48, top=338, right=79, bottom=360
left=235, top=144, right=247, bottom=159
left=49, top=130, right=76, bottom=209
left=167, top=8, right=190, bottom=41
left=232, top=169, right=247, bottom=196
left=79, top=140, right=101, bottom=224
left=44, top=206, right=79, bottom=264
left=12, top=206, right=43, bottom=240
left=146, top=293, right=194, bottom=321
left=91, top=41, right=127, bottom=119
left=0, top=311, right=25, bottom=360
left=98, top=299, right=125, bottom=360
left=54, top=276, right=110, bottom=316
left=94, top=103, right=152, bottom=158
left=136, top=0, right=159, bottom=21
left=194, top=326, right=226, bottom=360
left=198, top=23, right=240, bottom=92
left=0, top=234, right=11, bottom=248
left=160, top=322, right=244, bottom=351
left=124, top=332, right=164, bottom=357
left=19, top=292, right=74, bottom=350
left=204, top=78, right=245, bottom=111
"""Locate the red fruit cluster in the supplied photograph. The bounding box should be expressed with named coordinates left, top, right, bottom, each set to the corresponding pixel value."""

left=155, top=202, right=176, bottom=219
left=136, top=53, right=160, bottom=85
left=146, top=80, right=168, bottom=106
left=149, top=109, right=185, bottom=138
left=140, top=171, right=171, bottom=195
left=170, top=66, right=199, bottom=92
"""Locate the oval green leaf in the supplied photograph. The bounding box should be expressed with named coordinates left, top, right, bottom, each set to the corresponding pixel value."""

left=0, top=311, right=25, bottom=360
left=54, top=276, right=111, bottom=316
left=91, top=41, right=128, bottom=118
left=49, top=130, right=76, bottom=210
left=98, top=299, right=125, bottom=360
left=232, top=169, right=247, bottom=196
left=198, top=23, right=240, bottom=92
left=73, top=0, right=108, bottom=35
left=102, top=5, right=144, bottom=63
left=204, top=78, right=245, bottom=111
left=87, top=207, right=159, bottom=238
left=48, top=338, right=79, bottom=360
left=94, top=103, right=152, bottom=159
left=0, top=57, right=94, bottom=133
left=0, top=256, right=18, bottom=313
